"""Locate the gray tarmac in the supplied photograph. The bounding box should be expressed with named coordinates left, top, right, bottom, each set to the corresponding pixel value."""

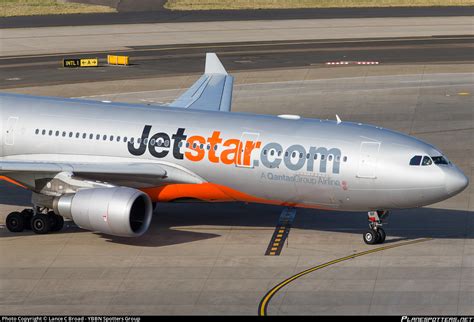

left=0, top=22, right=473, bottom=315
left=2, top=6, right=474, bottom=29
left=1, top=36, right=473, bottom=89
left=1, top=16, right=472, bottom=57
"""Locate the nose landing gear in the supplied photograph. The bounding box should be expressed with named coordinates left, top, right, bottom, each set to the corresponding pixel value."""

left=363, top=210, right=389, bottom=245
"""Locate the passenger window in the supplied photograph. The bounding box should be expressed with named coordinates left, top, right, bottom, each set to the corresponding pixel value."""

left=328, top=155, right=333, bottom=161
left=137, top=138, right=141, bottom=144
left=103, top=135, right=107, bottom=141
left=89, top=134, right=93, bottom=139
left=48, top=130, right=52, bottom=136
left=117, top=136, right=121, bottom=142
left=42, top=129, right=46, bottom=135
left=55, top=131, right=59, bottom=136
left=35, top=129, right=39, bottom=135
left=69, top=132, right=73, bottom=138
left=96, top=134, right=100, bottom=140
left=110, top=136, right=114, bottom=142
left=343, top=156, right=347, bottom=162
left=321, top=155, right=325, bottom=160
left=82, top=133, right=86, bottom=139
left=123, top=137, right=127, bottom=142
left=422, top=156, right=432, bottom=166
left=292, top=152, right=296, bottom=158
left=165, top=140, right=170, bottom=147
left=410, top=155, right=422, bottom=166
left=76, top=132, right=80, bottom=138
left=150, top=139, right=156, bottom=146
left=314, top=154, right=318, bottom=160
left=270, top=150, right=274, bottom=156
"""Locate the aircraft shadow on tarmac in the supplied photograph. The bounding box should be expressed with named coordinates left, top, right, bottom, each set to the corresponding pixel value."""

left=0, top=182, right=472, bottom=247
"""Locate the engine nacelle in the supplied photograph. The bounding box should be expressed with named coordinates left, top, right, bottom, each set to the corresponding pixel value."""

left=53, top=187, right=153, bottom=237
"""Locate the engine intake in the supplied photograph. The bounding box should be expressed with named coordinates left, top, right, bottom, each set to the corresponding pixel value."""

left=53, top=187, right=153, bottom=237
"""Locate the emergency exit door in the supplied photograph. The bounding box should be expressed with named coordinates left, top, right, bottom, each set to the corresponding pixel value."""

left=357, top=142, right=380, bottom=179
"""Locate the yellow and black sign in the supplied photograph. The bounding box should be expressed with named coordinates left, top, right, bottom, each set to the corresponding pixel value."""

left=63, top=58, right=98, bottom=68
left=80, top=58, right=98, bottom=67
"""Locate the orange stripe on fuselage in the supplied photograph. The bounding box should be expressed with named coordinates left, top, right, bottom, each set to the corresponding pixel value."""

left=142, top=182, right=330, bottom=210
left=0, top=176, right=27, bottom=189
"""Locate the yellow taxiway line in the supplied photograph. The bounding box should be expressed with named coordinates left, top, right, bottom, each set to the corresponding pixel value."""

left=258, top=237, right=432, bottom=316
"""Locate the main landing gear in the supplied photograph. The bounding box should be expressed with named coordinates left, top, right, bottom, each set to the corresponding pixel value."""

left=5, top=207, right=64, bottom=234
left=363, top=210, right=389, bottom=245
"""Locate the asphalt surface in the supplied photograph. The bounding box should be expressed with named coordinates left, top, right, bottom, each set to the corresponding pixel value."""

left=1, top=36, right=473, bottom=89
left=2, top=6, right=474, bottom=29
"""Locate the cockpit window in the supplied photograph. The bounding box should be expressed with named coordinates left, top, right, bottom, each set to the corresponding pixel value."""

left=431, top=156, right=449, bottom=165
left=410, top=155, right=422, bottom=166
left=422, top=156, right=432, bottom=166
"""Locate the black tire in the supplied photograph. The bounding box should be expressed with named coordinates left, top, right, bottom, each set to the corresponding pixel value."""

left=377, top=228, right=386, bottom=244
left=6, top=212, right=25, bottom=232
left=50, top=214, right=64, bottom=232
left=30, top=214, right=51, bottom=234
left=21, top=209, right=34, bottom=230
left=363, top=230, right=378, bottom=245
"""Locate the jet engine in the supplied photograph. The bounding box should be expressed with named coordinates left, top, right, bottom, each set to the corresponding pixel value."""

left=53, top=187, right=153, bottom=237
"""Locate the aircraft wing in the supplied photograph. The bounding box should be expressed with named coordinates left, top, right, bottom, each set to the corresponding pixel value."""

left=168, top=53, right=234, bottom=112
left=0, top=161, right=203, bottom=189
left=0, top=161, right=166, bottom=177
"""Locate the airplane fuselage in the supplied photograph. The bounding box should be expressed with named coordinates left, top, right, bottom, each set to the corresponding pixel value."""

left=0, top=93, right=468, bottom=212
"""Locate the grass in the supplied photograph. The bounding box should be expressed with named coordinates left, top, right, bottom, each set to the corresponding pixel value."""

left=1, top=0, right=116, bottom=17
left=165, top=0, right=474, bottom=10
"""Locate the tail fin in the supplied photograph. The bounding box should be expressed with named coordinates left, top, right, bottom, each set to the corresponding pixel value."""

left=169, top=53, right=234, bottom=112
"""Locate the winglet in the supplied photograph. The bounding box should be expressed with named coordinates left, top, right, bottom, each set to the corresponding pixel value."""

left=205, top=53, right=228, bottom=75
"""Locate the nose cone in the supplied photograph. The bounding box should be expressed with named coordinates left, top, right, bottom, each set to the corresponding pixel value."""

left=445, top=167, right=469, bottom=196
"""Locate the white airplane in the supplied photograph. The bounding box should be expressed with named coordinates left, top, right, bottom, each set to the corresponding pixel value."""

left=0, top=53, right=468, bottom=244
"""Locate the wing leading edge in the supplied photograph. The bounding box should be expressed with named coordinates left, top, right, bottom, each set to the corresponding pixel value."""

left=169, top=53, right=234, bottom=112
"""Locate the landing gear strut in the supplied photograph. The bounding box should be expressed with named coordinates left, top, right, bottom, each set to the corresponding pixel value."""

left=363, top=210, right=389, bottom=245
left=5, top=207, right=64, bottom=234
